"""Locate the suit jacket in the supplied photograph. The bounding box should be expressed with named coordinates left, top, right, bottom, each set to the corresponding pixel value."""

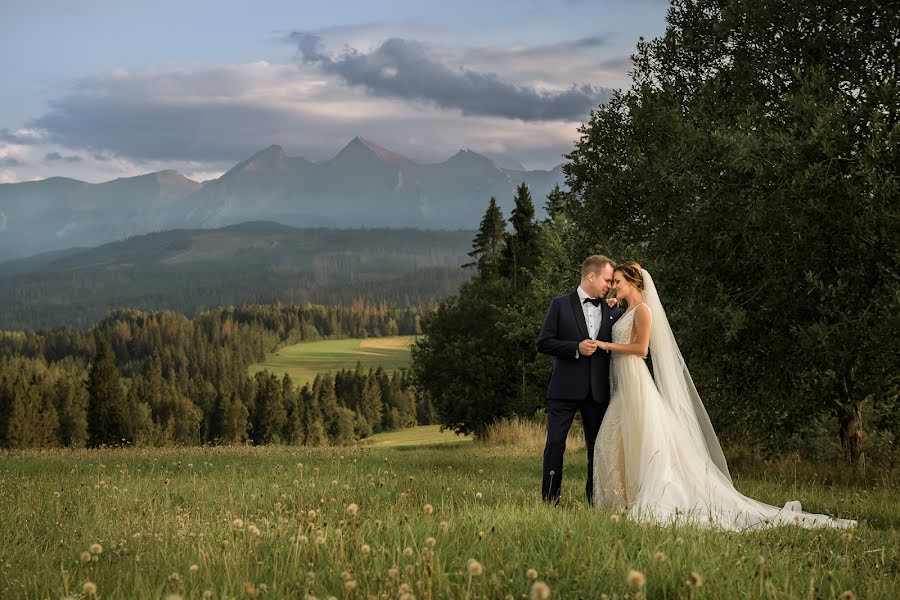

left=537, top=291, right=623, bottom=404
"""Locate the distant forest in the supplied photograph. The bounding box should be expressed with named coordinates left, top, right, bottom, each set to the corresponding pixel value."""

left=0, top=224, right=473, bottom=330
left=0, top=303, right=434, bottom=449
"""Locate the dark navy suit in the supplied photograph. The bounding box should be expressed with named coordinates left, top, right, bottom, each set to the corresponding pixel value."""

left=537, top=290, right=623, bottom=504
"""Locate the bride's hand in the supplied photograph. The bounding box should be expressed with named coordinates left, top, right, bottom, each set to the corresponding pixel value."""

left=606, top=297, right=619, bottom=308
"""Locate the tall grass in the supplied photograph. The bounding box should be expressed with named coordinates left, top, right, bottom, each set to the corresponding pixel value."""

left=2, top=437, right=896, bottom=599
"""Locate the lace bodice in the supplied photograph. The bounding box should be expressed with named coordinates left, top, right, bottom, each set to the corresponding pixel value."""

left=612, top=305, right=644, bottom=344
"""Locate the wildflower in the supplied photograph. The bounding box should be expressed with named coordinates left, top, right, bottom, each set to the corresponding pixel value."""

left=530, top=581, right=551, bottom=600
left=248, top=524, right=260, bottom=536
left=242, top=582, right=257, bottom=597
left=399, top=594, right=416, bottom=600
left=346, top=503, right=359, bottom=517
left=425, top=537, right=436, bottom=548
left=467, top=558, right=484, bottom=576
left=526, top=568, right=538, bottom=580
left=190, top=564, right=199, bottom=573
left=90, top=543, right=103, bottom=554
left=307, top=509, right=316, bottom=519
left=80, top=551, right=91, bottom=563
left=82, top=582, right=97, bottom=596
left=344, top=580, right=357, bottom=591
left=315, top=535, right=326, bottom=545
left=405, top=564, right=416, bottom=576
left=839, top=592, right=857, bottom=600
left=166, top=595, right=183, bottom=600
left=360, top=544, right=370, bottom=553
left=475, top=492, right=483, bottom=499
left=610, top=514, right=620, bottom=524
left=842, top=531, right=854, bottom=542
left=403, top=546, right=414, bottom=557
left=202, top=592, right=212, bottom=599
left=388, top=567, right=399, bottom=579
left=439, top=521, right=449, bottom=532
left=654, top=551, right=667, bottom=562
left=233, top=518, right=244, bottom=529
left=688, top=571, right=702, bottom=588
left=298, top=535, right=309, bottom=544
left=627, top=569, right=646, bottom=588
left=423, top=503, right=434, bottom=515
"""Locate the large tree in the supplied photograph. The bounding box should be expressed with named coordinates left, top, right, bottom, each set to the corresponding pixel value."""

left=565, top=0, right=899, bottom=464
left=86, top=338, right=132, bottom=447
left=464, top=197, right=506, bottom=281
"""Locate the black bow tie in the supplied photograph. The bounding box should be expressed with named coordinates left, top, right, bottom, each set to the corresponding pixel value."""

left=582, top=297, right=603, bottom=307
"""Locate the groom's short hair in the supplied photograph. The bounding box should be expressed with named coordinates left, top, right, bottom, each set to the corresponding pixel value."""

left=581, top=255, right=615, bottom=278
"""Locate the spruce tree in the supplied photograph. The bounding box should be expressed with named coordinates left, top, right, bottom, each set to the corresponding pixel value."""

left=500, top=183, right=542, bottom=289
left=464, top=197, right=506, bottom=280
left=86, top=338, right=131, bottom=447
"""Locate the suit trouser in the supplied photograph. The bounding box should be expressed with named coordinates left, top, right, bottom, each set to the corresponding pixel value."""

left=541, top=394, right=606, bottom=504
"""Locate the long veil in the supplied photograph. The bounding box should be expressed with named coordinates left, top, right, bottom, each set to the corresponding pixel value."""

left=641, top=269, right=732, bottom=484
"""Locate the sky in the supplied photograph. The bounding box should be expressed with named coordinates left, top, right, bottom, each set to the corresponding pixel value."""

left=0, top=0, right=670, bottom=183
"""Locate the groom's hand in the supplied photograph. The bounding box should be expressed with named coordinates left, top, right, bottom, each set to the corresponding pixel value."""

left=578, top=340, right=599, bottom=356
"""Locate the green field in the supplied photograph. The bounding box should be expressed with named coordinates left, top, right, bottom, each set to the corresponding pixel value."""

left=2, top=430, right=897, bottom=599
left=358, top=424, right=472, bottom=448
left=249, top=336, right=414, bottom=386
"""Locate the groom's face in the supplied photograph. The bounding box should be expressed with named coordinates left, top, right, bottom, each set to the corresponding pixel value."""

left=588, top=264, right=614, bottom=297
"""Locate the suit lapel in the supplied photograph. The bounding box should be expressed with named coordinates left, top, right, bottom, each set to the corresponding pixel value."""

left=594, top=302, right=606, bottom=340
left=568, top=291, right=589, bottom=340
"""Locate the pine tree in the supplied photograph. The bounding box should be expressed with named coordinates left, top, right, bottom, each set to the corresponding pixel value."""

left=55, top=378, right=88, bottom=448
left=464, top=197, right=506, bottom=280
left=500, top=183, right=542, bottom=289
left=86, top=338, right=131, bottom=447
left=543, top=184, right=568, bottom=222
left=358, top=373, right=384, bottom=434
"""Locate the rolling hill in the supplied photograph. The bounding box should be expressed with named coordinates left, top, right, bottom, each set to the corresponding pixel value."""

left=0, top=222, right=473, bottom=330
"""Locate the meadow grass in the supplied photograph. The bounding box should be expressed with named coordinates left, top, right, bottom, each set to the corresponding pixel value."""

left=247, top=336, right=413, bottom=386
left=359, top=425, right=473, bottom=448
left=1, top=428, right=897, bottom=599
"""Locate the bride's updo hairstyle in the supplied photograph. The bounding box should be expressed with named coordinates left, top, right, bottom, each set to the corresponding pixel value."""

left=614, top=261, right=645, bottom=292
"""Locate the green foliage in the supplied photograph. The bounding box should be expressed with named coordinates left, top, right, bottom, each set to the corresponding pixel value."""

left=563, top=0, right=900, bottom=462
left=500, top=183, right=543, bottom=289
left=0, top=302, right=433, bottom=449
left=86, top=339, right=131, bottom=447
left=464, top=197, right=506, bottom=280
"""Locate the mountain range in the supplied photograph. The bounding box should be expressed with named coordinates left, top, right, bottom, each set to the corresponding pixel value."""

left=0, top=137, right=564, bottom=260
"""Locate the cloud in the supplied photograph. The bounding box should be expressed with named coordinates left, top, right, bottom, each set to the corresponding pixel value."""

left=0, top=128, right=45, bottom=144
left=0, top=157, right=25, bottom=167
left=21, top=61, right=581, bottom=174
left=289, top=33, right=612, bottom=121
left=45, top=152, right=83, bottom=163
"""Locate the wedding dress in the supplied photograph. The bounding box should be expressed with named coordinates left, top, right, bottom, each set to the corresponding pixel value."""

left=593, top=269, right=856, bottom=531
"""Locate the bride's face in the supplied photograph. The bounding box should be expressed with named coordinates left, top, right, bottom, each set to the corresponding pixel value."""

left=612, top=272, right=631, bottom=298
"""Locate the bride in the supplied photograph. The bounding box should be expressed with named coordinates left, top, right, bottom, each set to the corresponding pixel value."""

left=592, top=261, right=856, bottom=530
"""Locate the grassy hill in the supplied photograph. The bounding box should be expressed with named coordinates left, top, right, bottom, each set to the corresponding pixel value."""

left=2, top=440, right=894, bottom=598
left=0, top=223, right=472, bottom=329
left=357, top=424, right=472, bottom=447
left=249, top=335, right=415, bottom=386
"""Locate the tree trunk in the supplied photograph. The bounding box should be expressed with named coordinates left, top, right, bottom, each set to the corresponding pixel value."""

left=837, top=392, right=864, bottom=467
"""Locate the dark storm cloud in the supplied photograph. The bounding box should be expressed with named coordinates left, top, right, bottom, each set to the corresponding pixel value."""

left=289, top=33, right=612, bottom=121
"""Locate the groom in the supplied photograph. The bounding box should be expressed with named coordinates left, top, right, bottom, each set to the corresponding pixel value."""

left=538, top=255, right=622, bottom=505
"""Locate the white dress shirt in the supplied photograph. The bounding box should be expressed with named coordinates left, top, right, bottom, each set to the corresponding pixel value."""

left=575, top=285, right=602, bottom=358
